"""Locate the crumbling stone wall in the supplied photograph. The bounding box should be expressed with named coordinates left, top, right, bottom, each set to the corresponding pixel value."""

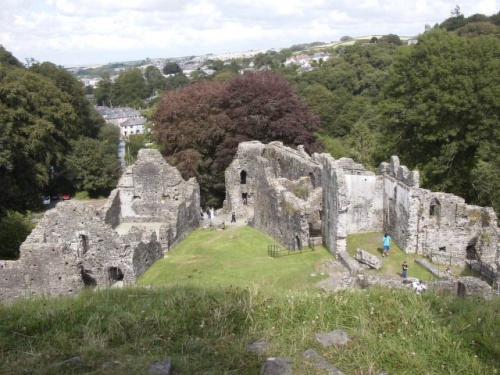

left=223, top=141, right=323, bottom=250
left=1, top=149, right=201, bottom=304
left=380, top=156, right=499, bottom=264
left=0, top=202, right=162, bottom=303
left=224, top=142, right=498, bottom=267
left=103, top=149, right=200, bottom=250
left=224, top=142, right=383, bottom=254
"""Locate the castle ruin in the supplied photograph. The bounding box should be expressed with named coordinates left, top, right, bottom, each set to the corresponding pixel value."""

left=1, top=143, right=498, bottom=303
left=0, top=149, right=200, bottom=303
left=223, top=141, right=499, bottom=267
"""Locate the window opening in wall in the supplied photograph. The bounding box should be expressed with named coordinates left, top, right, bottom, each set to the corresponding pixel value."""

left=439, top=246, right=446, bottom=252
left=309, top=173, right=316, bottom=189
left=108, top=267, right=124, bottom=284
left=429, top=198, right=441, bottom=217
left=309, top=222, right=322, bottom=237
left=79, top=234, right=89, bottom=255
left=242, top=192, right=248, bottom=205
left=466, top=244, right=478, bottom=260
left=240, top=170, right=247, bottom=184
left=80, top=267, right=96, bottom=287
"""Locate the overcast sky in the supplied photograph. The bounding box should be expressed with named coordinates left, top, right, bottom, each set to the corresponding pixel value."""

left=1, top=0, right=498, bottom=67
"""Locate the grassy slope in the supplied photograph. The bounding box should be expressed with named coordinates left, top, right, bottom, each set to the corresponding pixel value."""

left=1, top=226, right=499, bottom=375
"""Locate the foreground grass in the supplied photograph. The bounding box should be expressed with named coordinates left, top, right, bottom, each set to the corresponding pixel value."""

left=1, top=227, right=498, bottom=374
left=1, top=287, right=499, bottom=374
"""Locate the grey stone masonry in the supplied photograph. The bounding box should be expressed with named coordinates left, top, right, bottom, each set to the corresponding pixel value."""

left=223, top=142, right=499, bottom=272
left=355, top=248, right=382, bottom=269
left=0, top=149, right=201, bottom=304
left=0, top=202, right=162, bottom=303
left=102, top=149, right=200, bottom=251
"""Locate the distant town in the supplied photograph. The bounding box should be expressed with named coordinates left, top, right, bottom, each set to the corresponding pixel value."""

left=69, top=35, right=417, bottom=88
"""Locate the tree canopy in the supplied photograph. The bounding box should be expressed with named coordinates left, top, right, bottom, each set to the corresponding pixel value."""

left=0, top=65, right=78, bottom=212
left=380, top=28, right=500, bottom=212
left=153, top=71, right=322, bottom=206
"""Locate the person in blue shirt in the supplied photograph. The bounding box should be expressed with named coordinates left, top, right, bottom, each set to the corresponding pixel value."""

left=382, top=233, right=391, bottom=257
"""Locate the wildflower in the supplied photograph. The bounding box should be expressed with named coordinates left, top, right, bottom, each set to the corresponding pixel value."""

left=477, top=318, right=481, bottom=323
left=411, top=352, right=416, bottom=356
left=404, top=321, right=408, bottom=325
left=397, top=329, right=401, bottom=333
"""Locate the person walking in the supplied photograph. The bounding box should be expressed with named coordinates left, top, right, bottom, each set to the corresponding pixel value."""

left=382, top=233, right=391, bottom=257
left=402, top=261, right=408, bottom=279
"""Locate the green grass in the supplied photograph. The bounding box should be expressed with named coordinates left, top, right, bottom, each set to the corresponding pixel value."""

left=1, top=226, right=499, bottom=374
left=138, top=226, right=332, bottom=291
left=347, top=232, right=476, bottom=281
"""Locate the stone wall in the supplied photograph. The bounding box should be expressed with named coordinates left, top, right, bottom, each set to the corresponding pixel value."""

left=224, top=142, right=384, bottom=255
left=380, top=156, right=499, bottom=264
left=0, top=202, right=163, bottom=303
left=0, top=149, right=201, bottom=304
left=103, top=149, right=200, bottom=250
left=223, top=142, right=498, bottom=268
left=223, top=141, right=323, bottom=250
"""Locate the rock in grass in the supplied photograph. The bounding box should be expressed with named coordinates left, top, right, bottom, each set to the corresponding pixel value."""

left=260, top=357, right=292, bottom=375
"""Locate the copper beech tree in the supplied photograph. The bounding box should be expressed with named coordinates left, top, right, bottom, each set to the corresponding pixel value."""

left=153, top=71, right=322, bottom=206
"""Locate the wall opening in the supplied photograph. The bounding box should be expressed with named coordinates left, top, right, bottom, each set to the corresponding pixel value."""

left=295, top=235, right=302, bottom=250
left=429, top=198, right=441, bottom=218
left=309, top=222, right=322, bottom=237
left=466, top=245, right=477, bottom=260
left=240, top=170, right=247, bottom=184
left=242, top=192, right=248, bottom=205
left=309, top=173, right=316, bottom=189
left=79, top=234, right=89, bottom=255
left=108, top=267, right=124, bottom=284
left=80, top=267, right=96, bottom=287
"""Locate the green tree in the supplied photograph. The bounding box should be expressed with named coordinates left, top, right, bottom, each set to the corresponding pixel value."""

left=94, top=72, right=113, bottom=106
left=30, top=62, right=104, bottom=138
left=164, top=73, right=190, bottom=91
left=440, top=5, right=466, bottom=31
left=111, top=69, right=148, bottom=108
left=144, top=65, right=166, bottom=96
left=162, top=62, right=182, bottom=75
left=295, top=42, right=398, bottom=163
left=0, top=211, right=35, bottom=259
left=0, top=45, right=24, bottom=67
left=0, top=65, right=77, bottom=212
left=381, top=34, right=402, bottom=45
left=65, top=137, right=121, bottom=197
left=380, top=29, right=500, bottom=211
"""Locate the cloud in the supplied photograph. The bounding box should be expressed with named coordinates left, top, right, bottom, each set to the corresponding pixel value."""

left=0, top=0, right=498, bottom=66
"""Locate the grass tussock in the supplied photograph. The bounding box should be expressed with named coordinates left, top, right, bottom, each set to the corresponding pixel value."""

left=1, top=227, right=498, bottom=374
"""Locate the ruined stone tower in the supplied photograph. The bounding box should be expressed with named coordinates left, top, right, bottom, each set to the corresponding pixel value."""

left=0, top=149, right=200, bottom=303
